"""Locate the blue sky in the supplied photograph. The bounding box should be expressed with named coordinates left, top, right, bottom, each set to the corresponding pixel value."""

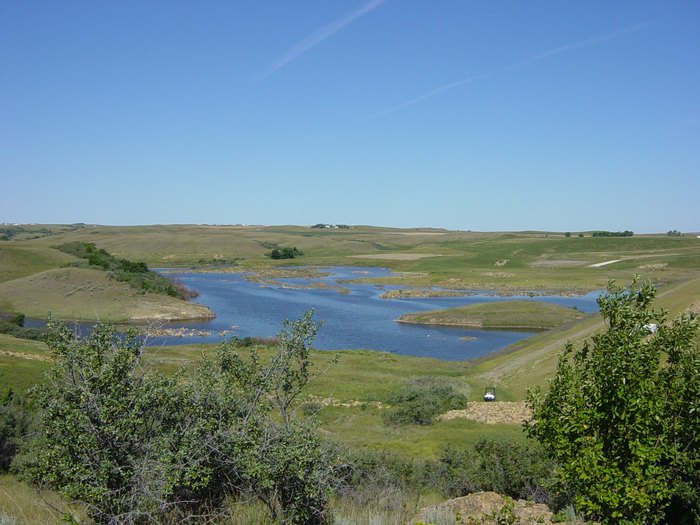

left=1, top=1, right=698, bottom=232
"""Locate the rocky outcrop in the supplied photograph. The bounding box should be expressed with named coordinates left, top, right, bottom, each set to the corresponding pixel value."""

left=412, top=491, right=581, bottom=525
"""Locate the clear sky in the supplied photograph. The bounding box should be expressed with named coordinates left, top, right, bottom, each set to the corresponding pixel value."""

left=1, top=1, right=698, bottom=232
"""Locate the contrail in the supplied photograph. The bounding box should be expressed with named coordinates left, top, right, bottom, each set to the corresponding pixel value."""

left=365, top=22, right=651, bottom=119
left=259, top=0, right=388, bottom=79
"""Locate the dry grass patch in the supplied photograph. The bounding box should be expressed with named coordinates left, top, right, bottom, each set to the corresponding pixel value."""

left=439, top=402, right=532, bottom=425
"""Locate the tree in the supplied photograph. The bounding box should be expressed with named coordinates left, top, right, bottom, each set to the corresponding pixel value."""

left=216, top=310, right=336, bottom=524
left=18, top=319, right=237, bottom=524
left=19, top=312, right=336, bottom=524
left=526, top=279, right=699, bottom=524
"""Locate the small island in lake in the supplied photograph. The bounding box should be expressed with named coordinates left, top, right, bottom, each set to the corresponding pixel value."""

left=396, top=300, right=588, bottom=330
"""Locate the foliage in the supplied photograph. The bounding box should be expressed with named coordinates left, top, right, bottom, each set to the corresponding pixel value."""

left=591, top=230, right=634, bottom=237
left=383, top=377, right=466, bottom=426
left=18, top=311, right=336, bottom=524
left=17, top=319, right=229, bottom=524
left=0, top=388, right=31, bottom=472
left=437, top=439, right=554, bottom=503
left=526, top=278, right=700, bottom=524
left=267, top=247, right=304, bottom=260
left=53, top=242, right=197, bottom=300
left=667, top=230, right=682, bottom=237
left=216, top=310, right=337, bottom=524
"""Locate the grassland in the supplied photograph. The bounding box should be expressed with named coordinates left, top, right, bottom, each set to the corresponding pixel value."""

left=2, top=223, right=698, bottom=321
left=0, top=224, right=698, bottom=523
left=396, top=300, right=588, bottom=329
left=0, top=223, right=698, bottom=453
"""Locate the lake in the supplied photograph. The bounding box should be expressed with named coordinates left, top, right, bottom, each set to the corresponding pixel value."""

left=152, top=266, right=600, bottom=361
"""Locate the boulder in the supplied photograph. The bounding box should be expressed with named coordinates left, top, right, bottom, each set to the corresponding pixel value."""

left=412, top=491, right=581, bottom=524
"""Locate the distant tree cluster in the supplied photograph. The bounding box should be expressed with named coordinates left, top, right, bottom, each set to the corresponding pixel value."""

left=0, top=228, right=19, bottom=241
left=267, top=246, right=303, bottom=259
left=591, top=230, right=634, bottom=237
left=310, top=224, right=350, bottom=229
left=667, top=230, right=683, bottom=237
left=54, top=242, right=197, bottom=300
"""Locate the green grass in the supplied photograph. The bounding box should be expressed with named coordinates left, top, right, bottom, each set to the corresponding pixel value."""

left=397, top=300, right=589, bottom=329
left=0, top=267, right=212, bottom=322
left=0, top=244, right=75, bottom=284
left=0, top=334, right=51, bottom=394
left=0, top=474, right=86, bottom=525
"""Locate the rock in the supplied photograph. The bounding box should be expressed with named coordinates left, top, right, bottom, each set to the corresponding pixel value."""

left=412, top=491, right=581, bottom=525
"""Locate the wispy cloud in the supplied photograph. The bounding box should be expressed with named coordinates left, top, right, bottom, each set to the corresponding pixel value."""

left=259, top=0, right=388, bottom=79
left=366, top=23, right=651, bottom=119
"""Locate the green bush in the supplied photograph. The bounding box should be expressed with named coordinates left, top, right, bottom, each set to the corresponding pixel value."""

left=527, top=279, right=700, bottom=523
left=437, top=439, right=555, bottom=504
left=384, top=377, right=466, bottom=426
left=17, top=311, right=336, bottom=525
left=267, top=246, right=303, bottom=259
left=0, top=388, right=31, bottom=472
left=0, top=313, right=44, bottom=340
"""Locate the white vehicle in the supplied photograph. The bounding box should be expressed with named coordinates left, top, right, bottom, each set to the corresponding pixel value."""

left=483, top=387, right=496, bottom=402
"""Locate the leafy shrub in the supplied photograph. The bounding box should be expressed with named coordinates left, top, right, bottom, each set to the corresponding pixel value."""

left=527, top=279, right=700, bottom=523
left=0, top=389, right=31, bottom=472
left=0, top=313, right=44, bottom=340
left=591, top=230, right=634, bottom=237
left=267, top=247, right=303, bottom=259
left=383, top=377, right=466, bottom=425
left=437, top=439, right=555, bottom=504
left=18, top=311, right=336, bottom=525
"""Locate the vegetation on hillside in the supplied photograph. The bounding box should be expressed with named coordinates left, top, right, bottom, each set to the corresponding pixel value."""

left=54, top=242, right=196, bottom=300
left=0, top=313, right=43, bottom=340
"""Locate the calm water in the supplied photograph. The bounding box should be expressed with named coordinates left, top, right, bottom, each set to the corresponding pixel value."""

left=151, top=266, right=600, bottom=361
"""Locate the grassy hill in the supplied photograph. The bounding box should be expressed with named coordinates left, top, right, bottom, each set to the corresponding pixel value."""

left=0, top=268, right=213, bottom=322
left=3, top=224, right=698, bottom=301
